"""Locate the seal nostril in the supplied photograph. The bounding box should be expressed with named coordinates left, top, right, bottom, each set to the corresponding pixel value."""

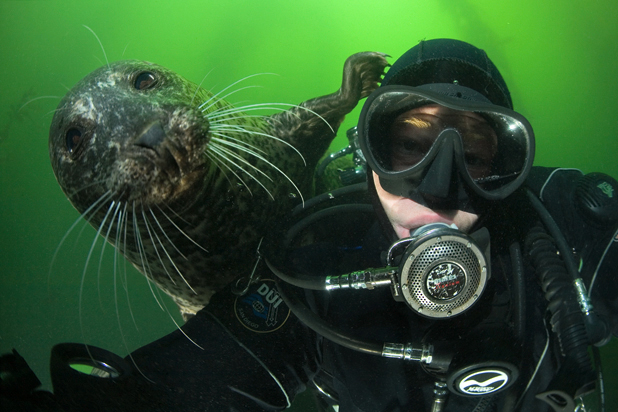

left=136, top=123, right=166, bottom=149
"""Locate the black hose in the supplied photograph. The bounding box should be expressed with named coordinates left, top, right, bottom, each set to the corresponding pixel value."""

left=315, top=146, right=353, bottom=177
left=591, top=346, right=605, bottom=412
left=284, top=204, right=374, bottom=249
left=265, top=258, right=327, bottom=290
left=524, top=224, right=592, bottom=372
left=526, top=190, right=580, bottom=281
left=291, top=182, right=368, bottom=216
left=274, top=278, right=384, bottom=356
left=509, top=242, right=526, bottom=342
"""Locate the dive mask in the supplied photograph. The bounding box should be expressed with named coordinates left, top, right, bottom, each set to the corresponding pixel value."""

left=358, top=84, right=535, bottom=201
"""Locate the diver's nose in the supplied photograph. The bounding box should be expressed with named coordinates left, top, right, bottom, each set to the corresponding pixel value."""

left=136, top=123, right=166, bottom=149
left=417, top=138, right=456, bottom=200
left=416, top=134, right=470, bottom=209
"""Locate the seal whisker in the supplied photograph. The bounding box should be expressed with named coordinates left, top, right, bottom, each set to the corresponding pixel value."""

left=132, top=203, right=166, bottom=312
left=114, top=203, right=140, bottom=329
left=141, top=206, right=198, bottom=294
left=148, top=208, right=188, bottom=260
left=207, top=143, right=275, bottom=200
left=113, top=204, right=138, bottom=327
left=190, top=68, right=215, bottom=107
left=161, top=204, right=191, bottom=226
left=210, top=138, right=305, bottom=204
left=209, top=102, right=335, bottom=134
left=119, top=202, right=130, bottom=293
left=112, top=203, right=138, bottom=338
left=154, top=205, right=209, bottom=253
left=211, top=132, right=305, bottom=191
left=17, top=96, right=61, bottom=112
left=205, top=105, right=293, bottom=120
left=163, top=309, right=205, bottom=350
left=211, top=123, right=306, bottom=165
left=82, top=25, right=110, bottom=69
left=78, top=200, right=118, bottom=342
left=132, top=204, right=195, bottom=354
left=111, top=208, right=159, bottom=384
left=111, top=206, right=158, bottom=384
left=139, top=207, right=179, bottom=287
left=198, top=85, right=262, bottom=112
left=43, top=108, right=64, bottom=119
left=95, top=201, right=123, bottom=307
left=73, top=192, right=116, bottom=244
left=198, top=73, right=277, bottom=112
left=63, top=179, right=109, bottom=199
left=210, top=135, right=270, bottom=159
left=209, top=127, right=268, bottom=155
left=209, top=113, right=272, bottom=121
left=131, top=202, right=156, bottom=283
left=204, top=151, right=254, bottom=196
left=48, top=191, right=113, bottom=285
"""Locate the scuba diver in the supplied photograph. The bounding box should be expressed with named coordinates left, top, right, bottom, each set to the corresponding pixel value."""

left=2, top=39, right=617, bottom=412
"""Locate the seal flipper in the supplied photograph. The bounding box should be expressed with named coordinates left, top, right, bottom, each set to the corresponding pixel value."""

left=268, top=52, right=390, bottom=167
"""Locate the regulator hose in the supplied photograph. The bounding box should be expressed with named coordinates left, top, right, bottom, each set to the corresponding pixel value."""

left=524, top=224, right=591, bottom=372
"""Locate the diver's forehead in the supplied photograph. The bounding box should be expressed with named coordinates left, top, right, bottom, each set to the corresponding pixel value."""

left=399, top=104, right=486, bottom=122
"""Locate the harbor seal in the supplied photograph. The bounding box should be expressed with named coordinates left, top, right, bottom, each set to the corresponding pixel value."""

left=49, top=52, right=388, bottom=318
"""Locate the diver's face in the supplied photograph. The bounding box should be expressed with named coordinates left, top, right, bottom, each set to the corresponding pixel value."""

left=375, top=104, right=487, bottom=238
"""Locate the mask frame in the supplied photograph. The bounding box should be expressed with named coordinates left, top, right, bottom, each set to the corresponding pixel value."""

left=358, top=85, right=535, bottom=201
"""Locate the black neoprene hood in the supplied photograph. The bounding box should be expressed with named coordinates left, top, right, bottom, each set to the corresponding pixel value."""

left=381, top=38, right=513, bottom=109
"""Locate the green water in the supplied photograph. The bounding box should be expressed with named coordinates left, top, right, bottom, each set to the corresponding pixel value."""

left=0, top=0, right=616, bottom=410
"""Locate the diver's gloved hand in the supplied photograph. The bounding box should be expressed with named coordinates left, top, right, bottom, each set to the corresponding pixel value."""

left=48, top=280, right=318, bottom=412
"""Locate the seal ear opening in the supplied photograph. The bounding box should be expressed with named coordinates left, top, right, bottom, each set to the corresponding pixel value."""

left=62, top=119, right=96, bottom=160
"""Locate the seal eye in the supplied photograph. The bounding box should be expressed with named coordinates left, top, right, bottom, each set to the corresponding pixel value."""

left=66, top=128, right=82, bottom=154
left=134, top=72, right=158, bottom=90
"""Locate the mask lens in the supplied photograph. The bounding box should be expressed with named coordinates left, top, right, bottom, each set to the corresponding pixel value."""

left=471, top=112, right=531, bottom=192
left=388, top=109, right=499, bottom=181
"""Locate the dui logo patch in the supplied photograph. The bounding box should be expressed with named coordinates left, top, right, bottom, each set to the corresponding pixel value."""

left=234, top=279, right=290, bottom=333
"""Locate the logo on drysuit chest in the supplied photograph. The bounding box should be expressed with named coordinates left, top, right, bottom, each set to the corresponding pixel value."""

left=456, top=369, right=510, bottom=396
left=234, top=279, right=290, bottom=333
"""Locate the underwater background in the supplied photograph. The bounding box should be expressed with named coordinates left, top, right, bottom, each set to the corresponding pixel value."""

left=0, top=0, right=616, bottom=410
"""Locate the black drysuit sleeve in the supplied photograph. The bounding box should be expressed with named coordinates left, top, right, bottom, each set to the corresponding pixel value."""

left=49, top=280, right=319, bottom=412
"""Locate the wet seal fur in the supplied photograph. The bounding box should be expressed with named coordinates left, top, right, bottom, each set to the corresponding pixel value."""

left=49, top=53, right=388, bottom=318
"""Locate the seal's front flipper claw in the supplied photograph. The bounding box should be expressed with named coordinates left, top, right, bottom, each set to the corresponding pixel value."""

left=340, top=51, right=390, bottom=104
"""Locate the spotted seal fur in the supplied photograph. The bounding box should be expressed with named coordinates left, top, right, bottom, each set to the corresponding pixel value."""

left=49, top=52, right=388, bottom=318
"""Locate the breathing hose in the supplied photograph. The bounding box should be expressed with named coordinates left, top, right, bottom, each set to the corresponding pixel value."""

left=524, top=223, right=591, bottom=371
left=273, top=277, right=383, bottom=356
left=524, top=190, right=597, bottom=405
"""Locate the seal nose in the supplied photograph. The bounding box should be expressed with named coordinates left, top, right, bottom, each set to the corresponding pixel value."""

left=136, top=123, right=166, bottom=149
